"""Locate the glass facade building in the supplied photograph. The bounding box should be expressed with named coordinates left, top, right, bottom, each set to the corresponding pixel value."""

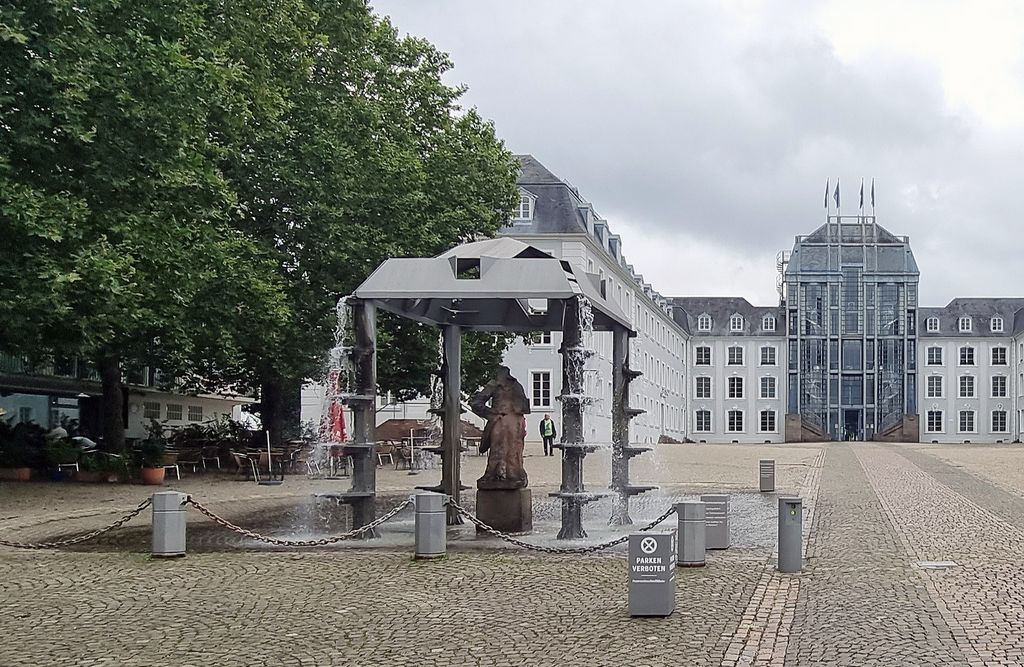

left=784, top=216, right=919, bottom=440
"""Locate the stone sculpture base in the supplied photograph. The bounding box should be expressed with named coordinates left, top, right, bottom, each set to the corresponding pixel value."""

left=476, top=488, right=533, bottom=534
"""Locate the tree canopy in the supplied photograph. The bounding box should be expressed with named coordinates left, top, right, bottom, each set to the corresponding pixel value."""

left=0, top=0, right=519, bottom=446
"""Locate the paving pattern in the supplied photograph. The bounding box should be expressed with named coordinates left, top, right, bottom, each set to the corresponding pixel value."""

left=6, top=441, right=1024, bottom=665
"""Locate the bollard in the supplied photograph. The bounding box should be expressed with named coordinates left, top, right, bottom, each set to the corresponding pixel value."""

left=777, top=497, right=803, bottom=573
left=674, top=501, right=706, bottom=567
left=151, top=491, right=187, bottom=558
left=414, top=492, right=447, bottom=559
left=700, top=494, right=730, bottom=550
left=759, top=459, right=775, bottom=492
left=628, top=529, right=676, bottom=617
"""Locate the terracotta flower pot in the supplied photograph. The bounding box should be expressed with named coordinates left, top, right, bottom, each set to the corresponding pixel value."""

left=141, top=466, right=166, bottom=485
left=14, top=467, right=31, bottom=482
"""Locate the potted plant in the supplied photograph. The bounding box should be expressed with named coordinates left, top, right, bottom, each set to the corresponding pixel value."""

left=78, top=452, right=125, bottom=483
left=45, top=437, right=80, bottom=481
left=138, top=419, right=167, bottom=485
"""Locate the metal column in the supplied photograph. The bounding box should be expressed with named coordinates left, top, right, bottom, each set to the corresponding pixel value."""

left=349, top=299, right=378, bottom=535
left=440, top=324, right=464, bottom=525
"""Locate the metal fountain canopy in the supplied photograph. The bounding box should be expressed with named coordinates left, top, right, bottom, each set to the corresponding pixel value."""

left=353, top=238, right=635, bottom=334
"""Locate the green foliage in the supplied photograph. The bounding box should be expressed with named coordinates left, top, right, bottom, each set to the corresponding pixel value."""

left=137, top=420, right=166, bottom=467
left=0, top=420, right=46, bottom=468
left=44, top=438, right=80, bottom=466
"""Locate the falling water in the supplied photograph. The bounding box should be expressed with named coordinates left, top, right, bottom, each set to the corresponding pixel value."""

left=312, top=295, right=356, bottom=473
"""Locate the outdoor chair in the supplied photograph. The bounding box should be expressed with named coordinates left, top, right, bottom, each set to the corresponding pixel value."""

left=200, top=445, right=221, bottom=470
left=294, top=447, right=321, bottom=477
left=231, top=451, right=258, bottom=482
left=161, top=451, right=181, bottom=481
left=176, top=448, right=203, bottom=474
left=376, top=443, right=395, bottom=467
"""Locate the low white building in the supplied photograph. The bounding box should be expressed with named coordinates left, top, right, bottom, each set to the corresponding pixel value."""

left=918, top=299, right=1024, bottom=443
left=671, top=298, right=787, bottom=443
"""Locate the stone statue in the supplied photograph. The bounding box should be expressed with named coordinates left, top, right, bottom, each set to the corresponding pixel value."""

left=470, top=365, right=530, bottom=489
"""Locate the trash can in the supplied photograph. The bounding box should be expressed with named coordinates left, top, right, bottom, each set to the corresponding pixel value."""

left=151, top=491, right=187, bottom=558
left=674, top=501, right=705, bottom=567
left=777, top=497, right=802, bottom=573
left=414, top=492, right=447, bottom=559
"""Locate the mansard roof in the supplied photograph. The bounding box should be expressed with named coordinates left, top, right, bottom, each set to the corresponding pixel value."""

left=669, top=297, right=785, bottom=337
left=505, top=155, right=588, bottom=235
left=919, top=298, right=1024, bottom=338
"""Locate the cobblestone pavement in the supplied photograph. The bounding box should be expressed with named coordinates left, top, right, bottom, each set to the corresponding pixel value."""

left=9, top=441, right=1024, bottom=665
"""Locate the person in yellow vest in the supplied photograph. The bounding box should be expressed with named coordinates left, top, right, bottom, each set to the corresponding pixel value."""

left=539, top=414, right=557, bottom=456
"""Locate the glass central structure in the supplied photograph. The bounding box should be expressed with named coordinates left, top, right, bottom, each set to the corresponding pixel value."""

left=784, top=215, right=919, bottom=440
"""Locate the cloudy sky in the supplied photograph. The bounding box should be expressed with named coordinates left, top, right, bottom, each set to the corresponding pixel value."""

left=373, top=0, right=1023, bottom=306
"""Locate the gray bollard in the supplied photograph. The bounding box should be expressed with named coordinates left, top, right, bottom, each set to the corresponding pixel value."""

left=759, top=459, right=775, bottom=492
left=777, top=497, right=803, bottom=573
left=674, top=501, right=706, bottom=567
left=700, top=494, right=730, bottom=550
left=628, top=529, right=676, bottom=617
left=151, top=491, right=187, bottom=558
left=414, top=492, right=447, bottom=559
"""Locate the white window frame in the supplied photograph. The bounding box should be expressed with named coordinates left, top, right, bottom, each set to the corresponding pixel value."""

left=926, top=346, right=943, bottom=366
left=530, top=370, right=552, bottom=409
left=959, top=317, right=972, bottom=333
left=992, top=410, right=1008, bottom=433
left=762, top=314, right=776, bottom=332
left=926, top=410, right=944, bottom=433
left=760, top=376, right=776, bottom=399
left=695, top=376, right=712, bottom=399
left=529, top=332, right=552, bottom=347
left=728, top=376, right=744, bottom=399
left=143, top=401, right=161, bottom=420
left=992, top=317, right=1004, bottom=333
left=697, top=314, right=712, bottom=332
left=727, top=409, right=744, bottom=433
left=727, top=345, right=744, bottom=366
left=695, top=409, right=712, bottom=433
left=187, top=405, right=203, bottom=422
left=959, top=375, right=975, bottom=398
left=166, top=403, right=183, bottom=421
left=926, top=375, right=943, bottom=399
left=729, top=314, right=744, bottom=332
left=959, top=346, right=976, bottom=366
left=759, top=345, right=777, bottom=366
left=992, top=375, right=1008, bottom=398
left=695, top=346, right=711, bottom=366
left=513, top=193, right=534, bottom=221
left=758, top=409, right=777, bottom=433
left=926, top=317, right=939, bottom=333
left=991, top=346, right=1008, bottom=366
left=958, top=410, right=976, bottom=433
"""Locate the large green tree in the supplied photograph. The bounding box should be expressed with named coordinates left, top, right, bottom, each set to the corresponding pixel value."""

left=210, top=1, right=520, bottom=442
left=0, top=1, right=288, bottom=450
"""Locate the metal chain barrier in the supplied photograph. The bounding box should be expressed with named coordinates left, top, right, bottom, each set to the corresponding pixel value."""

left=0, top=498, right=153, bottom=550
left=448, top=499, right=676, bottom=555
left=184, top=496, right=413, bottom=547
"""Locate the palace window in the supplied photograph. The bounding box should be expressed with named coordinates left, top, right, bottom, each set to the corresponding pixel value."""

left=992, top=376, right=1007, bottom=398
left=530, top=371, right=552, bottom=408
left=695, top=410, right=712, bottom=433
left=728, top=376, right=744, bottom=399
left=959, top=346, right=975, bottom=366
left=992, top=317, right=1004, bottom=333
left=959, top=410, right=975, bottom=433
left=759, top=410, right=776, bottom=433
left=927, top=346, right=943, bottom=365
left=730, top=314, right=744, bottom=332
left=696, top=346, right=711, bottom=366
left=926, top=317, right=939, bottom=333
left=760, top=376, right=776, bottom=399
left=991, top=347, right=1008, bottom=366
left=762, top=314, right=776, bottom=332
left=697, top=314, right=712, bottom=332
left=992, top=410, right=1008, bottom=433
left=727, top=345, right=744, bottom=365
left=695, top=377, right=711, bottom=399
left=513, top=193, right=533, bottom=220
left=926, top=410, right=943, bottom=433
left=926, top=376, right=943, bottom=398
left=959, top=376, right=975, bottom=398
left=760, top=346, right=776, bottom=366
left=959, top=317, right=972, bottom=333
left=727, top=409, right=744, bottom=432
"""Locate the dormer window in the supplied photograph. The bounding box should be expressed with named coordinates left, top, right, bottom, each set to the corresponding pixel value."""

left=513, top=193, right=534, bottom=221
left=730, top=314, right=744, bottom=332
left=991, top=317, right=1004, bottom=333
left=762, top=314, right=776, bottom=332
left=926, top=317, right=939, bottom=333
left=697, top=314, right=712, bottom=332
left=958, top=317, right=972, bottom=333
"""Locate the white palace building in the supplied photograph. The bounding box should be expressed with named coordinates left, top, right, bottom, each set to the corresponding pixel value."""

left=309, top=155, right=1024, bottom=445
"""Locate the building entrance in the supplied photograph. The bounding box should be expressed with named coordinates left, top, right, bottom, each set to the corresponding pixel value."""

left=843, top=409, right=863, bottom=441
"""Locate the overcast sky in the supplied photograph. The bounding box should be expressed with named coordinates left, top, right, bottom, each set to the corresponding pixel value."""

left=373, top=0, right=1024, bottom=306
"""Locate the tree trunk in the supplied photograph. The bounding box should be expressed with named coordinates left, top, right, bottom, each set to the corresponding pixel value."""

left=97, top=353, right=126, bottom=453
left=260, top=372, right=302, bottom=448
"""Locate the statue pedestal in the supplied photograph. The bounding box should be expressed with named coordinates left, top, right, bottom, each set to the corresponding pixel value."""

left=476, top=488, right=532, bottom=534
